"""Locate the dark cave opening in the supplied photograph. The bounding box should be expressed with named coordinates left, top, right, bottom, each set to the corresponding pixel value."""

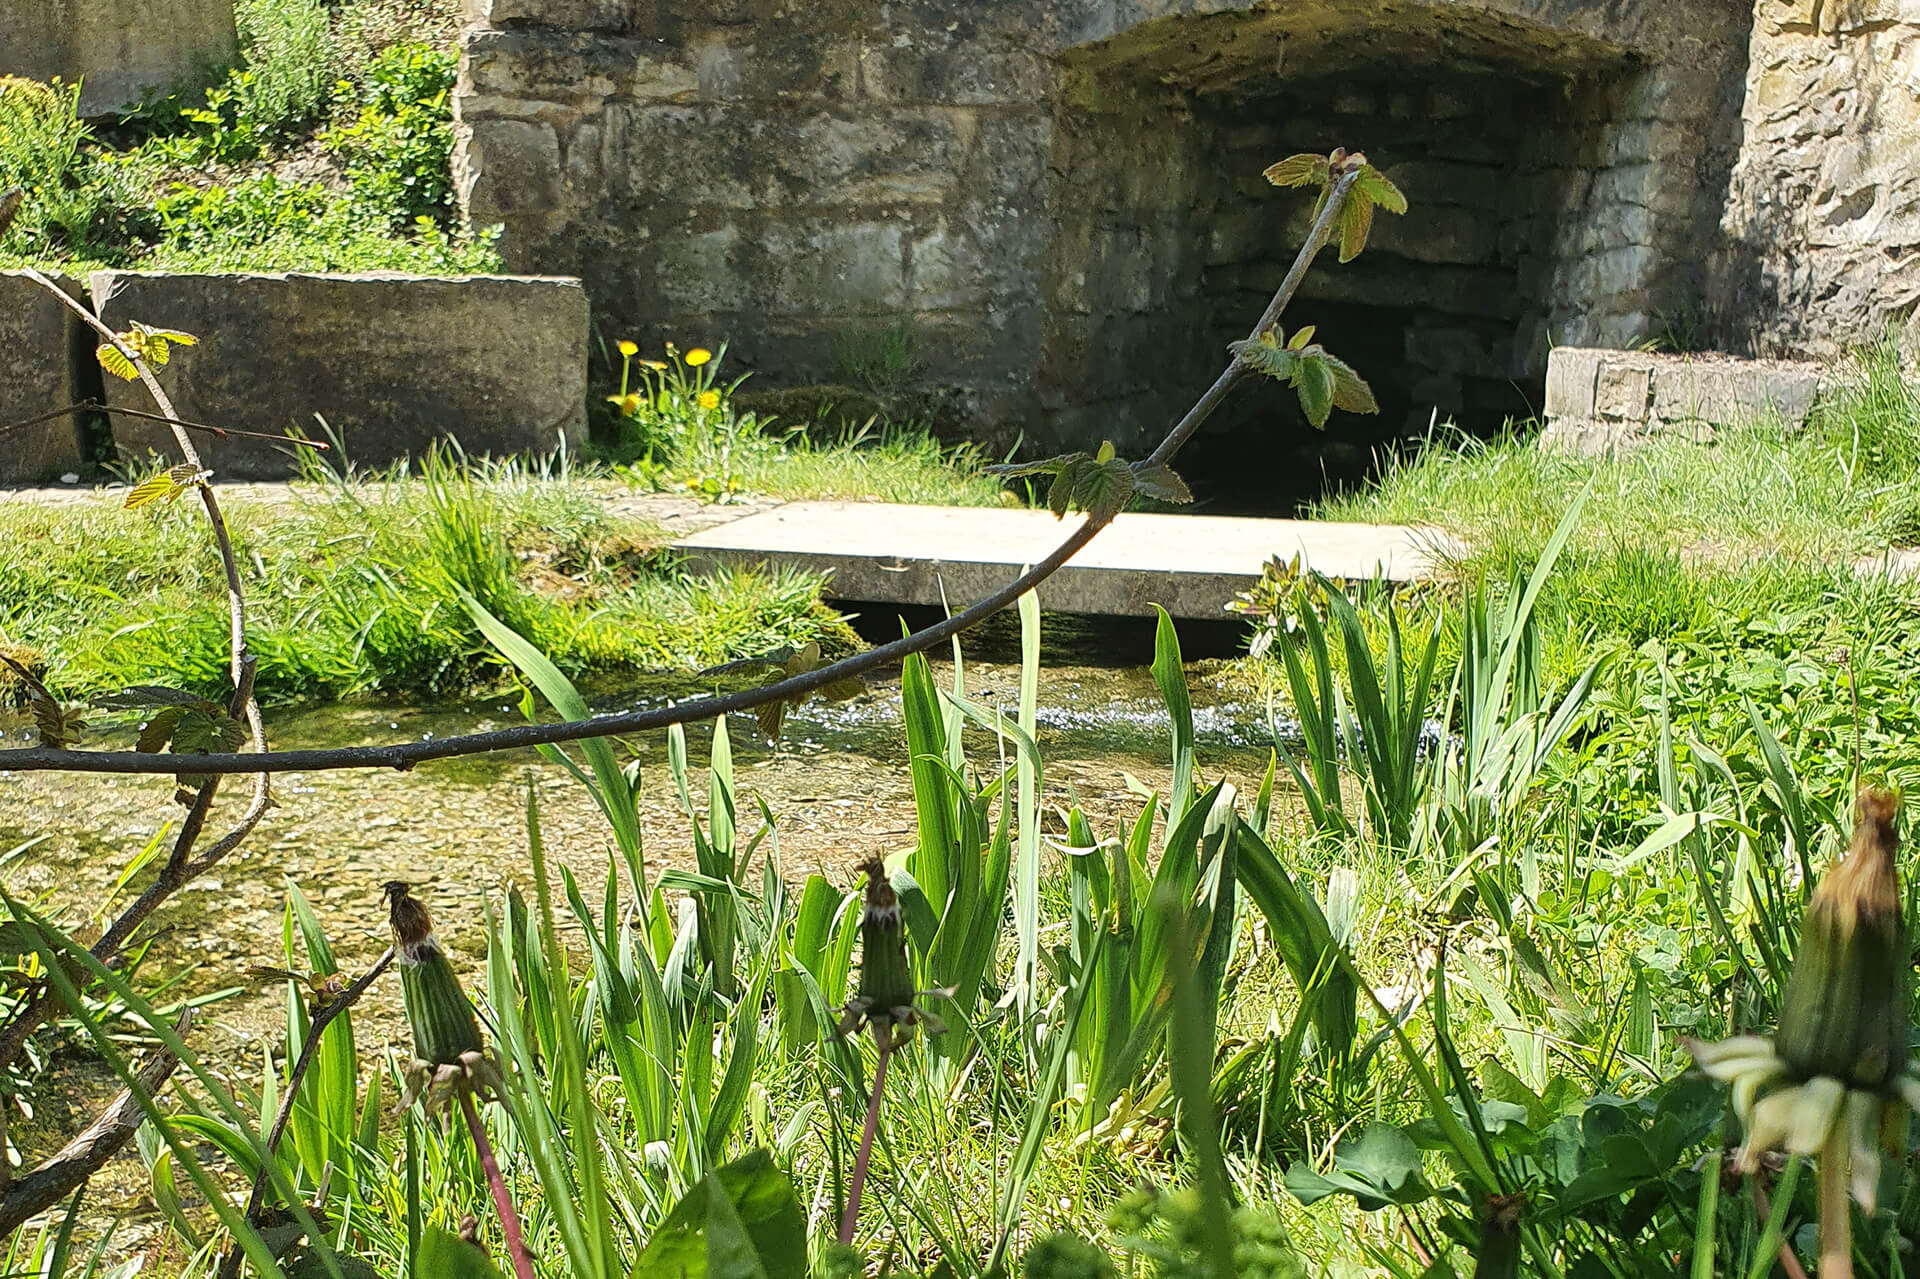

left=1045, top=14, right=1640, bottom=515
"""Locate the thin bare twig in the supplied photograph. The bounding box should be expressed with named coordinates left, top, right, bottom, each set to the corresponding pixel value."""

left=216, top=950, right=395, bottom=1279
left=0, top=275, right=272, bottom=1225
left=0, top=400, right=330, bottom=451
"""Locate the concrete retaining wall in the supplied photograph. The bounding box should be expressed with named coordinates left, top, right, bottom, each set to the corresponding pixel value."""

left=1540, top=345, right=1824, bottom=455
left=0, top=272, right=86, bottom=484
left=0, top=0, right=238, bottom=116
left=93, top=271, right=590, bottom=479
left=2, top=271, right=588, bottom=483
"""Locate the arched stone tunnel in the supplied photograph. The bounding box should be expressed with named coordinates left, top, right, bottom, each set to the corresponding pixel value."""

left=457, top=0, right=1754, bottom=510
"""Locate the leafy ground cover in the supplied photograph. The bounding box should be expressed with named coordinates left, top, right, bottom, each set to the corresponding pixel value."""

left=0, top=0, right=491, bottom=274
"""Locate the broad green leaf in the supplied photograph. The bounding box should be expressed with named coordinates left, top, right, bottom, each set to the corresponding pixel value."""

left=1356, top=165, right=1408, bottom=214
left=135, top=706, right=186, bottom=755
left=97, top=342, right=138, bottom=381
left=1070, top=457, right=1136, bottom=522
left=634, top=1150, right=805, bottom=1279
left=1337, top=195, right=1375, bottom=263
left=1130, top=461, right=1192, bottom=504
left=983, top=451, right=1087, bottom=479
left=1283, top=1122, right=1432, bottom=1210
left=95, top=684, right=212, bottom=710
left=1323, top=351, right=1379, bottom=414
left=123, top=472, right=185, bottom=510
left=1231, top=333, right=1296, bottom=382
left=414, top=1230, right=502, bottom=1279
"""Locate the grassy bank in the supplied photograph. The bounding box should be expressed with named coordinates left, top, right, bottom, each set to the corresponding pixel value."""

left=0, top=456, right=855, bottom=707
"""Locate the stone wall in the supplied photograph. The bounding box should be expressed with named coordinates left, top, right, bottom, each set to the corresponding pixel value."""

left=455, top=0, right=1752, bottom=484
left=0, top=273, right=87, bottom=483
left=1717, top=0, right=1920, bottom=358
left=1, top=271, right=587, bottom=484
left=0, top=0, right=237, bottom=116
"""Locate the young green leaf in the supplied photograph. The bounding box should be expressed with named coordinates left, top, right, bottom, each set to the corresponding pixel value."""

left=95, top=684, right=215, bottom=710
left=983, top=451, right=1089, bottom=479
left=1355, top=166, right=1408, bottom=215
left=1130, top=461, right=1193, bottom=504
left=1295, top=356, right=1336, bottom=428
left=1337, top=196, right=1375, bottom=263
left=1264, top=153, right=1330, bottom=189
left=1231, top=332, right=1297, bottom=383
left=97, top=342, right=139, bottom=382
left=1069, top=457, right=1137, bottom=523
left=1321, top=351, right=1380, bottom=414
left=1287, top=325, right=1316, bottom=350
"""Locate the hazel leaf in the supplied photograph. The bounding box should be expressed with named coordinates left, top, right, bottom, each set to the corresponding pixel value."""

left=1338, top=196, right=1375, bottom=263
left=1323, top=352, right=1380, bottom=415
left=96, top=343, right=139, bottom=382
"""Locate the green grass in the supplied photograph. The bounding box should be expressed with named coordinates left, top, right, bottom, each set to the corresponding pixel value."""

left=1318, top=343, right=1920, bottom=566
left=0, top=453, right=854, bottom=706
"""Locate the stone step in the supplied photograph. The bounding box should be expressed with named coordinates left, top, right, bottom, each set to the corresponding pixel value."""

left=670, top=501, right=1459, bottom=619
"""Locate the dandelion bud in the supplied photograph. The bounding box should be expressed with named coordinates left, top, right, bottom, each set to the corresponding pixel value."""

left=855, top=858, right=914, bottom=1016
left=1775, top=788, right=1906, bottom=1090
left=384, top=881, right=484, bottom=1067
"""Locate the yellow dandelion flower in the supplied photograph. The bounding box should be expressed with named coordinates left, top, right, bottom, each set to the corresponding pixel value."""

left=685, top=348, right=713, bottom=367
left=697, top=390, right=721, bottom=410
left=617, top=340, right=639, bottom=358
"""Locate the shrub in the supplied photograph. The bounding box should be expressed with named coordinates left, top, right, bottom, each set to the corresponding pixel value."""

left=325, top=43, right=460, bottom=228
left=0, top=77, right=107, bottom=256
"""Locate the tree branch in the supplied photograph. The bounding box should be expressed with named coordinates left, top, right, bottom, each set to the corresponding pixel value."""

left=0, top=1009, right=190, bottom=1237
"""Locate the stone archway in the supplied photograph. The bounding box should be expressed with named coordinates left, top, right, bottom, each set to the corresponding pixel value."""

left=454, top=0, right=1752, bottom=509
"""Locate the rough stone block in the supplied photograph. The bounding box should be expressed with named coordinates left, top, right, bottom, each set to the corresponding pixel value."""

left=1594, top=359, right=1652, bottom=420
left=1542, top=345, right=1600, bottom=419
left=1543, top=347, right=1826, bottom=454
left=0, top=272, right=85, bottom=483
left=1, top=0, right=237, bottom=116
left=94, top=272, right=589, bottom=480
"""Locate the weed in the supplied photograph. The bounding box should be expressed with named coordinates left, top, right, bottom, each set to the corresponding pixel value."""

left=831, top=319, right=921, bottom=396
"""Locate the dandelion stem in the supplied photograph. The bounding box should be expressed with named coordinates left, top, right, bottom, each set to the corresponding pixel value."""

left=838, top=1027, right=892, bottom=1246
left=460, top=1090, right=537, bottom=1279
left=1818, top=1122, right=1853, bottom=1279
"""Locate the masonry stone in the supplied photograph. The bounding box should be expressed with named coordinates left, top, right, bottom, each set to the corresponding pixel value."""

left=1542, top=346, right=1825, bottom=455
left=1, top=0, right=237, bottom=116
left=93, top=272, right=589, bottom=480
left=0, top=273, right=85, bottom=484
left=440, top=0, right=1914, bottom=468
